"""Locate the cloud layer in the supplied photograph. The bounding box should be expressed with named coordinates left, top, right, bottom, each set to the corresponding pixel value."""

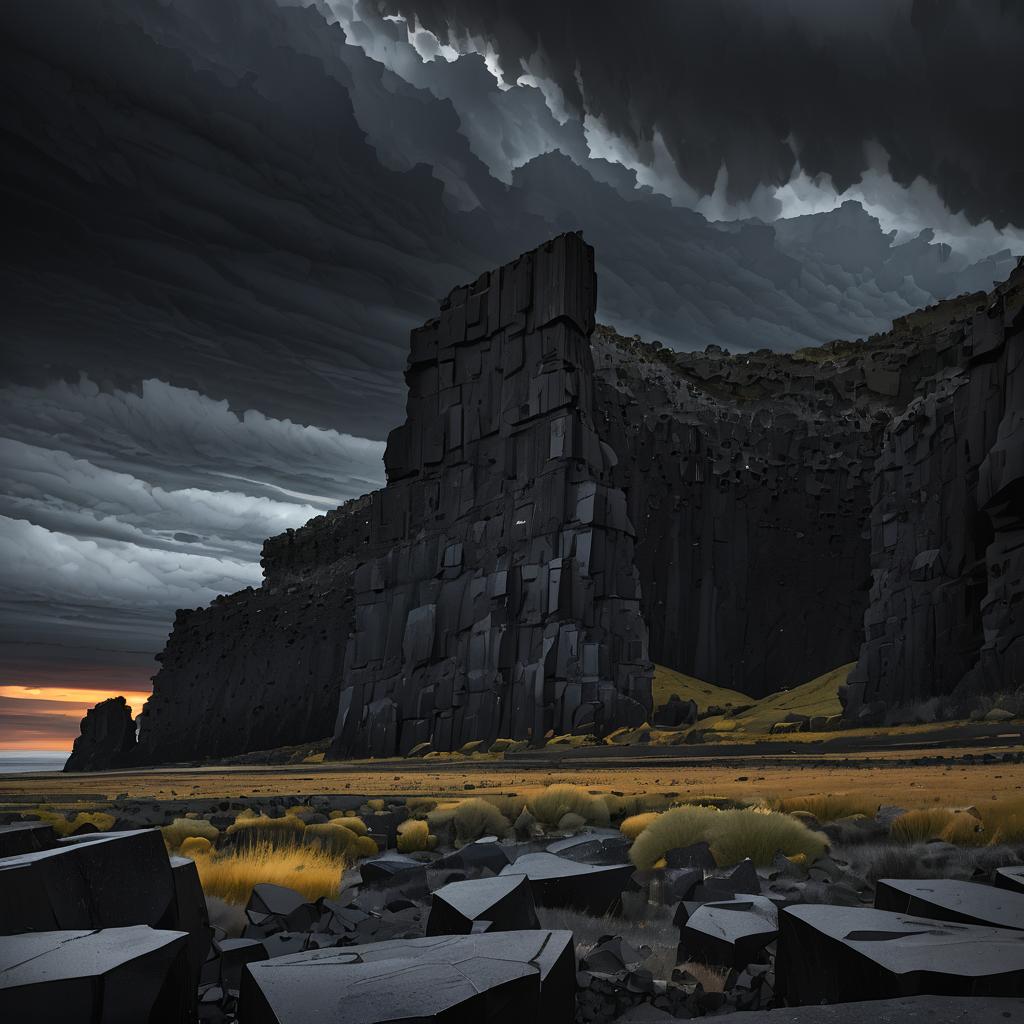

left=376, top=0, right=1024, bottom=228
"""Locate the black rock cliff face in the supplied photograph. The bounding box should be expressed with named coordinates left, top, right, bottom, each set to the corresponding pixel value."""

left=118, top=241, right=1023, bottom=766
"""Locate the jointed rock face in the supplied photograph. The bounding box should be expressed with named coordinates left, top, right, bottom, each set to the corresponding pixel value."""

left=103, top=235, right=1022, bottom=767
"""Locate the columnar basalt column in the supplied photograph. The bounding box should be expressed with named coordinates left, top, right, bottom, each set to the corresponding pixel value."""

left=328, top=233, right=652, bottom=758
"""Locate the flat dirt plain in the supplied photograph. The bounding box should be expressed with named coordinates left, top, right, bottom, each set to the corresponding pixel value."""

left=3, top=725, right=1021, bottom=811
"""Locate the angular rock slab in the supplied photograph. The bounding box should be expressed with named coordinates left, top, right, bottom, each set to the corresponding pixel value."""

left=709, top=996, right=1024, bottom=1023
left=875, top=878, right=1024, bottom=930
left=0, top=829, right=174, bottom=935
left=0, top=821, right=57, bottom=858
left=426, top=874, right=539, bottom=935
left=239, top=930, right=575, bottom=1024
left=501, top=853, right=632, bottom=916
left=433, top=836, right=510, bottom=875
left=0, top=925, right=191, bottom=1023
left=547, top=830, right=631, bottom=865
left=777, top=904, right=1024, bottom=1004
left=996, top=866, right=1024, bottom=896
left=678, top=895, right=778, bottom=969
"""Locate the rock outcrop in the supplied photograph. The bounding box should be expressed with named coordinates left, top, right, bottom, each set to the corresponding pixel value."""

left=63, top=696, right=137, bottom=772
left=106, top=240, right=1023, bottom=768
left=328, top=233, right=651, bottom=757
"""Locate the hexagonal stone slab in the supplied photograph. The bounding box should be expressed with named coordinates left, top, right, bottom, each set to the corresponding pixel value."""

left=875, top=878, right=1024, bottom=930
left=777, top=904, right=1024, bottom=1004
left=0, top=925, right=190, bottom=1022
left=239, top=930, right=575, bottom=1024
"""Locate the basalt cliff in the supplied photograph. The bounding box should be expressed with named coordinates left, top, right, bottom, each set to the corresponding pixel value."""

left=76, top=233, right=1023, bottom=768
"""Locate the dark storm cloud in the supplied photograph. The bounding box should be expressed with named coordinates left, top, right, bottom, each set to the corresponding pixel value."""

left=377, top=0, right=1024, bottom=228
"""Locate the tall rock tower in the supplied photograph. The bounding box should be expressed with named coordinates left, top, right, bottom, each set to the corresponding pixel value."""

left=328, top=233, right=652, bottom=758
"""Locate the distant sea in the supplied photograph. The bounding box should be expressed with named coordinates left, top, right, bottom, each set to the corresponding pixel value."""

left=0, top=750, right=68, bottom=774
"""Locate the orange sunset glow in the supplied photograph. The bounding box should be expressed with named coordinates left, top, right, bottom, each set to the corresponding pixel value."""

left=0, top=686, right=152, bottom=751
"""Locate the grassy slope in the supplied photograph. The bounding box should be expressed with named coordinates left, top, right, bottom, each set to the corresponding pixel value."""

left=726, top=663, right=853, bottom=733
left=652, top=665, right=748, bottom=710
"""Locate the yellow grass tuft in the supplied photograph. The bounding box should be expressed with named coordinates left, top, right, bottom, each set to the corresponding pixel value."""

left=404, top=797, right=438, bottom=815
left=29, top=809, right=116, bottom=838
left=354, top=835, right=379, bottom=858
left=397, top=818, right=435, bottom=853
left=772, top=794, right=879, bottom=821
left=526, top=785, right=611, bottom=828
left=366, top=799, right=385, bottom=811
left=620, top=812, right=662, bottom=840
left=452, top=798, right=510, bottom=844
left=939, top=813, right=987, bottom=846
left=890, top=808, right=956, bottom=843
left=180, top=836, right=213, bottom=857
left=226, top=813, right=306, bottom=847
left=162, top=817, right=220, bottom=850
left=190, top=841, right=345, bottom=904
left=326, top=814, right=368, bottom=836
left=630, top=805, right=826, bottom=869
left=980, top=797, right=1024, bottom=845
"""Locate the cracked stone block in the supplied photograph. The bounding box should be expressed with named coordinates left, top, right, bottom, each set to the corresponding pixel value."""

left=0, top=925, right=191, bottom=1023
left=239, top=930, right=575, bottom=1024
left=0, top=821, right=57, bottom=858
left=426, top=874, right=539, bottom=935
left=677, top=894, right=778, bottom=969
left=776, top=904, right=1024, bottom=1004
left=875, top=878, right=1024, bottom=931
left=500, top=852, right=633, bottom=916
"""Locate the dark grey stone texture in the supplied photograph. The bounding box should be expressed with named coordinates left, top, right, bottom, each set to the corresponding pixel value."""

left=996, top=866, right=1024, bottom=895
left=0, top=821, right=57, bottom=858
left=710, top=996, right=1024, bottom=1023
left=776, top=904, right=1024, bottom=1004
left=0, top=829, right=175, bottom=935
left=238, top=930, right=575, bottom=1024
left=99, top=243, right=1024, bottom=768
left=500, top=852, right=632, bottom=916
left=678, top=895, right=778, bottom=969
left=63, top=696, right=137, bottom=773
left=426, top=874, right=539, bottom=935
left=0, top=925, right=191, bottom=1023
left=875, top=877, right=1024, bottom=930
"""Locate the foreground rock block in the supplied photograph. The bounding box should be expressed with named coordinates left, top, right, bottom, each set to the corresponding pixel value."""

left=875, top=878, right=1024, bottom=930
left=678, top=895, right=778, bottom=969
left=0, top=925, right=191, bottom=1022
left=239, top=930, right=575, bottom=1024
left=501, top=852, right=632, bottom=915
left=711, top=995, right=1024, bottom=1023
left=0, top=829, right=174, bottom=935
left=776, top=904, right=1024, bottom=1004
left=996, top=866, right=1024, bottom=895
left=0, top=821, right=57, bottom=858
left=426, top=874, right=539, bottom=935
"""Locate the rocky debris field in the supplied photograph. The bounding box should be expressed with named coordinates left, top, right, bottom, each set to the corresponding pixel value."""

left=2, top=786, right=1024, bottom=1022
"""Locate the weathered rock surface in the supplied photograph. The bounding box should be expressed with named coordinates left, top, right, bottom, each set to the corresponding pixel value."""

left=426, top=874, right=539, bottom=935
left=112, top=241, right=1024, bottom=767
left=500, top=852, right=632, bottom=916
left=327, top=232, right=651, bottom=757
left=0, top=821, right=57, bottom=858
left=63, top=696, right=136, bottom=772
left=776, top=904, right=1024, bottom=1003
left=677, top=895, right=778, bottom=968
left=0, top=926, right=192, bottom=1023
left=875, top=877, right=1024, bottom=930
left=710, top=996, right=1024, bottom=1023
left=238, top=930, right=575, bottom=1024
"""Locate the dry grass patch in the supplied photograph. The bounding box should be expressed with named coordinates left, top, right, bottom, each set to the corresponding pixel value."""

left=28, top=809, right=116, bottom=838
left=226, top=813, right=306, bottom=847
left=162, top=817, right=220, bottom=850
left=526, top=785, right=611, bottom=828
left=981, top=797, right=1024, bottom=845
left=890, top=808, right=956, bottom=843
left=630, top=806, right=826, bottom=869
left=773, top=794, right=879, bottom=821
left=397, top=819, right=436, bottom=853
left=620, top=812, right=662, bottom=840
left=452, top=798, right=510, bottom=844
left=190, top=840, right=345, bottom=904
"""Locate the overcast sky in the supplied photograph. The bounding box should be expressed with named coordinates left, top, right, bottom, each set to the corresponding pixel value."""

left=0, top=0, right=1020, bottom=749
